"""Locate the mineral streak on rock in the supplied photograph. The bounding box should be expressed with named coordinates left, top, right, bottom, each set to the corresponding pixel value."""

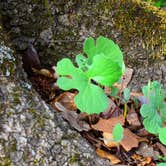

left=22, top=44, right=41, bottom=76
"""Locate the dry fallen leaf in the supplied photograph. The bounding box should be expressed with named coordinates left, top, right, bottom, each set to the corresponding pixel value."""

left=131, top=153, right=152, bottom=166
left=51, top=92, right=77, bottom=111
left=102, top=128, right=139, bottom=151
left=32, top=68, right=55, bottom=78
left=103, top=132, right=119, bottom=148
left=62, top=111, right=91, bottom=132
left=96, top=148, right=121, bottom=164
left=120, top=128, right=139, bottom=151
left=91, top=114, right=125, bottom=133
left=82, top=131, right=104, bottom=148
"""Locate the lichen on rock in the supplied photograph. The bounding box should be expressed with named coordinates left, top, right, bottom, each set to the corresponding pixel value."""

left=0, top=42, right=16, bottom=76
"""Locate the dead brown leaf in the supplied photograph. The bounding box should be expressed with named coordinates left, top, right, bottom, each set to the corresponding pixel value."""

left=51, top=92, right=77, bottom=111
left=102, top=128, right=139, bottom=151
left=131, top=153, right=152, bottom=166
left=91, top=114, right=125, bottom=133
left=82, top=132, right=103, bottom=148
left=62, top=111, right=91, bottom=132
left=32, top=68, right=55, bottom=78
left=96, top=148, right=121, bottom=164
left=120, top=128, right=139, bottom=151
left=103, top=132, right=119, bottom=148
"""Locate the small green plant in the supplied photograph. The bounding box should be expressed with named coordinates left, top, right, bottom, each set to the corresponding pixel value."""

left=56, top=36, right=125, bottom=114
left=112, top=123, right=124, bottom=142
left=145, top=0, right=166, bottom=7
left=140, top=81, right=166, bottom=145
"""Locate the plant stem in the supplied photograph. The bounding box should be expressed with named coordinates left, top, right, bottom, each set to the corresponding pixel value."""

left=123, top=103, right=128, bottom=118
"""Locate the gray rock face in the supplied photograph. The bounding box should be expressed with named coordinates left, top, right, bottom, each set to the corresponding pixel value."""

left=0, top=42, right=110, bottom=165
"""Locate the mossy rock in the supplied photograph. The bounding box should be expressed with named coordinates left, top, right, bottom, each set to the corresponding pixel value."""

left=0, top=0, right=165, bottom=90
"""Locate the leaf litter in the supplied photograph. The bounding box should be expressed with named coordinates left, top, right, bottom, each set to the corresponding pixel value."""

left=29, top=66, right=166, bottom=165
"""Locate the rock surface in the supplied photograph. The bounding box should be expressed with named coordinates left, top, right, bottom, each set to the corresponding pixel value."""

left=0, top=34, right=110, bottom=165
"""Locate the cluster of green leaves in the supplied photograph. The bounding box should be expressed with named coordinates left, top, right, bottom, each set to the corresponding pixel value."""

left=140, top=81, right=166, bottom=145
left=56, top=36, right=125, bottom=114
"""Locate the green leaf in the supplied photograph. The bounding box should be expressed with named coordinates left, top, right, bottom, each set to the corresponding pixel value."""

left=123, top=88, right=130, bottom=103
left=56, top=58, right=109, bottom=114
left=143, top=114, right=162, bottom=134
left=112, top=123, right=124, bottom=142
left=57, top=77, right=75, bottom=90
left=56, top=58, right=77, bottom=76
left=96, top=36, right=124, bottom=69
left=140, top=81, right=166, bottom=134
left=140, top=104, right=153, bottom=118
left=159, top=127, right=166, bottom=145
left=83, top=37, right=95, bottom=64
left=84, top=36, right=125, bottom=71
left=74, top=83, right=109, bottom=114
left=83, top=36, right=125, bottom=86
left=157, top=163, right=166, bottom=166
left=149, top=81, right=165, bottom=109
left=75, top=54, right=88, bottom=71
left=142, top=80, right=151, bottom=100
left=160, top=103, right=166, bottom=122
left=110, top=86, right=119, bottom=98
left=86, top=53, right=122, bottom=86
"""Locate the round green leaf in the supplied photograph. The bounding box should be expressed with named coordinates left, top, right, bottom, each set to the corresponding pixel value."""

left=96, top=36, right=124, bottom=69
left=140, top=104, right=152, bottom=118
left=74, top=83, right=109, bottom=114
left=112, top=123, right=124, bottom=142
left=143, top=114, right=162, bottom=134
left=56, top=58, right=76, bottom=75
left=123, top=88, right=130, bottom=103
left=83, top=37, right=95, bottom=64
left=86, top=53, right=122, bottom=86
left=159, top=127, right=166, bottom=145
